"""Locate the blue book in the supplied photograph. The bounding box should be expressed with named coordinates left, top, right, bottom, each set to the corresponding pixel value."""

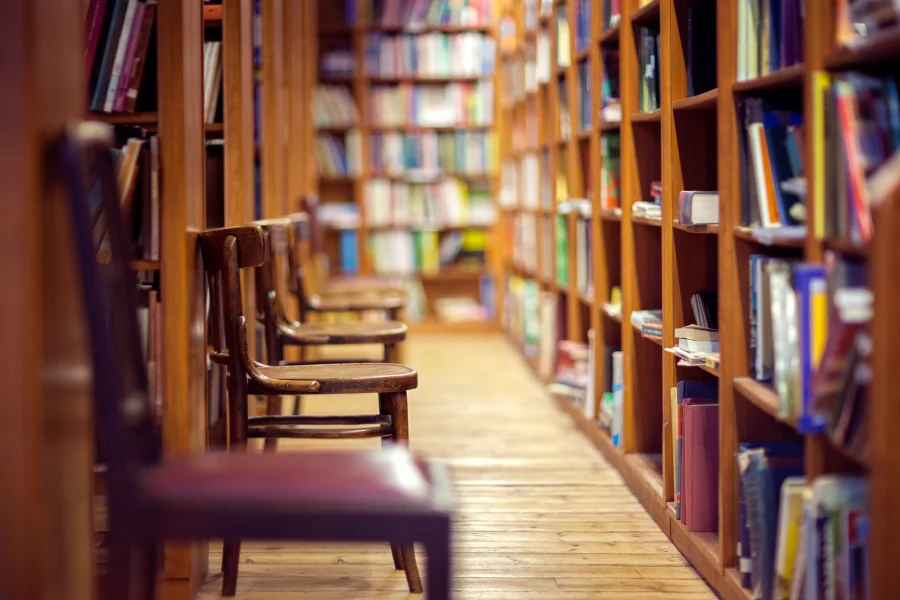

left=761, top=111, right=804, bottom=225
left=339, top=229, right=359, bottom=275
left=794, top=264, right=827, bottom=433
left=90, top=0, right=129, bottom=111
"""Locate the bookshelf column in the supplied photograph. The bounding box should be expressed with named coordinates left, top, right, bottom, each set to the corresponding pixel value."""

left=0, top=1, right=93, bottom=598
left=157, top=0, right=208, bottom=596
left=261, top=0, right=287, bottom=218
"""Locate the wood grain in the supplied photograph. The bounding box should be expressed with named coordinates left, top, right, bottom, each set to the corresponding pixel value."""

left=198, top=335, right=716, bottom=599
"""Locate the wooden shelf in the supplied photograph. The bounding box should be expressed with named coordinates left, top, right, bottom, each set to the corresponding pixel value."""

left=630, top=0, right=661, bottom=24
left=598, top=119, right=621, bottom=132
left=673, top=222, right=719, bottom=234
left=825, top=29, right=900, bottom=69
left=602, top=307, right=623, bottom=323
left=632, top=214, right=663, bottom=227
left=672, top=88, right=719, bottom=112
left=600, top=209, right=623, bottom=222
left=823, top=236, right=870, bottom=258
left=131, top=260, right=161, bottom=271
left=733, top=377, right=797, bottom=429
left=632, top=322, right=663, bottom=347
left=732, top=226, right=806, bottom=249
left=699, top=363, right=720, bottom=378
left=87, top=111, right=158, bottom=127
left=731, top=63, right=805, bottom=93
left=598, top=24, right=620, bottom=46
left=202, top=4, right=221, bottom=22
left=204, top=123, right=224, bottom=135
left=631, top=108, right=662, bottom=123
left=575, top=48, right=590, bottom=62
left=578, top=291, right=594, bottom=306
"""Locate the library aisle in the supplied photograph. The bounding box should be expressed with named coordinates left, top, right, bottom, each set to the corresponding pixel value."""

left=200, top=334, right=715, bottom=599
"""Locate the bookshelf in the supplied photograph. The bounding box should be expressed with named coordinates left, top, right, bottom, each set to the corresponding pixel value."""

left=314, top=0, right=502, bottom=329
left=500, top=0, right=900, bottom=598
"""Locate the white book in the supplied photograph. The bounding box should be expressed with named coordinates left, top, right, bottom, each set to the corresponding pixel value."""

left=678, top=338, right=720, bottom=353
left=611, top=351, right=624, bottom=447
left=103, top=0, right=138, bottom=113
left=747, top=122, right=778, bottom=227
left=584, top=330, right=597, bottom=420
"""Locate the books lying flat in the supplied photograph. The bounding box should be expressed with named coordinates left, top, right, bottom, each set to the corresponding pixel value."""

left=677, top=191, right=719, bottom=225
left=675, top=324, right=718, bottom=342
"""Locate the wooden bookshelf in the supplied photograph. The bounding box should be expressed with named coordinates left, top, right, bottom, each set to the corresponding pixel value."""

left=499, top=1, right=898, bottom=599
left=315, top=1, right=501, bottom=329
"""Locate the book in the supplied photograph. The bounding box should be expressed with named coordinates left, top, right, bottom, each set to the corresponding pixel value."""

left=678, top=338, right=719, bottom=353
left=611, top=350, right=624, bottom=447
left=675, top=382, right=718, bottom=521
left=675, top=325, right=718, bottom=342
left=677, top=191, right=719, bottom=225
left=90, top=0, right=130, bottom=111
left=772, top=477, right=805, bottom=600
left=691, top=292, right=718, bottom=330
left=638, top=25, right=660, bottom=112
left=737, top=0, right=804, bottom=81
left=793, top=264, right=827, bottom=433
left=684, top=400, right=719, bottom=532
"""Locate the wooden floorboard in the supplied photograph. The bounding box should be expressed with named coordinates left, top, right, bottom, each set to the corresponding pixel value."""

left=199, top=334, right=717, bottom=599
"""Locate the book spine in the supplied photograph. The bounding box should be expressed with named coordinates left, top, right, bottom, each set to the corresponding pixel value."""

left=103, top=0, right=138, bottom=113
left=84, top=0, right=110, bottom=83
left=90, top=0, right=129, bottom=111
left=122, top=0, right=156, bottom=113
left=113, top=0, right=145, bottom=112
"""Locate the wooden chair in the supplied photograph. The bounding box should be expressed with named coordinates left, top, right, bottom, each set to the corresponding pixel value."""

left=59, top=122, right=451, bottom=600
left=253, top=217, right=408, bottom=417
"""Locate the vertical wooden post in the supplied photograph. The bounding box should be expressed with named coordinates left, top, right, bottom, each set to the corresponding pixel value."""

left=262, top=0, right=287, bottom=218
left=0, top=1, right=94, bottom=598
left=157, top=0, right=208, bottom=595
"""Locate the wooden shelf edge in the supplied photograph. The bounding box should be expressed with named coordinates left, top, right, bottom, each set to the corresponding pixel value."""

left=732, top=226, right=806, bottom=249
left=578, top=291, right=595, bottom=306
left=667, top=505, right=723, bottom=588
left=699, top=363, right=721, bottom=378
left=632, top=215, right=663, bottom=227
left=732, top=64, right=805, bottom=93
left=600, top=209, right=623, bottom=222
left=822, top=236, right=870, bottom=258
left=598, top=120, right=622, bottom=132
left=631, top=108, right=662, bottom=123
left=131, top=260, right=160, bottom=271
left=673, top=222, right=719, bottom=234
left=630, top=0, right=661, bottom=24
left=733, top=377, right=798, bottom=429
left=598, top=24, right=621, bottom=45
left=672, top=88, right=719, bottom=112
left=87, top=111, right=158, bottom=126
left=825, top=29, right=900, bottom=69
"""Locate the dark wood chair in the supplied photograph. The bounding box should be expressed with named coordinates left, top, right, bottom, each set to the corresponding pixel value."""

left=59, top=122, right=452, bottom=600
left=253, top=217, right=408, bottom=417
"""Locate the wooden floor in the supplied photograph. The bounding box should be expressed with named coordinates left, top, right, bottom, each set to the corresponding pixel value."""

left=199, top=333, right=717, bottom=599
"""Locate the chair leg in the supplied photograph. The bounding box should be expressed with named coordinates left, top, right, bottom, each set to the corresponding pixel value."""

left=221, top=539, right=241, bottom=596
left=263, top=396, right=281, bottom=452
left=292, top=395, right=302, bottom=415
left=426, top=535, right=452, bottom=600
left=386, top=391, right=423, bottom=593
left=379, top=391, right=405, bottom=571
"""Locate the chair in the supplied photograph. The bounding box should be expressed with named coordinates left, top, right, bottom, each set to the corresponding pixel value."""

left=59, top=122, right=452, bottom=600
left=253, top=217, right=408, bottom=419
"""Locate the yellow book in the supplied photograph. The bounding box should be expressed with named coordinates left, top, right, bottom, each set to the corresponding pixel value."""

left=773, top=479, right=806, bottom=600
left=811, top=276, right=828, bottom=370
left=812, top=71, right=830, bottom=240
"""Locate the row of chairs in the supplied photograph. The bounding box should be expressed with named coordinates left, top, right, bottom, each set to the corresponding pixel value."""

left=62, top=124, right=452, bottom=599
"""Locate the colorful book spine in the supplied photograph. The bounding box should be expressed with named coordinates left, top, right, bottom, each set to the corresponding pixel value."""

left=794, top=264, right=827, bottom=433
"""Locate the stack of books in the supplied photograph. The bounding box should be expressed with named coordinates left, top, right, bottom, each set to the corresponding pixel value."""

left=738, top=98, right=806, bottom=229
left=632, top=201, right=662, bottom=220
left=666, top=325, right=719, bottom=369
left=818, top=72, right=900, bottom=244
left=631, top=309, right=662, bottom=340
left=85, top=0, right=159, bottom=114
left=365, top=32, right=496, bottom=78
left=369, top=81, right=494, bottom=127
left=736, top=0, right=804, bottom=81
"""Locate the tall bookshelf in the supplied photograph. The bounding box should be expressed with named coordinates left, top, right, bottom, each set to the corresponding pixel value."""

left=313, top=0, right=502, bottom=330
left=500, top=0, right=900, bottom=598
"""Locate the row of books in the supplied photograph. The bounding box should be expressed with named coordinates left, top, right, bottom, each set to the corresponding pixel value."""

left=574, top=201, right=593, bottom=297
left=369, top=130, right=495, bottom=175
left=739, top=97, right=806, bottom=229
left=315, top=133, right=362, bottom=178
left=600, top=133, right=622, bottom=211
left=736, top=446, right=869, bottom=600
left=350, top=0, right=492, bottom=28
left=321, top=49, right=356, bottom=79
left=314, top=85, right=359, bottom=128
left=603, top=0, right=621, bottom=31
left=748, top=253, right=869, bottom=455
left=369, top=82, right=494, bottom=127
left=601, top=49, right=621, bottom=123
left=736, top=0, right=804, bottom=82
left=558, top=80, right=571, bottom=141
left=137, top=288, right=162, bottom=416
left=638, top=26, right=661, bottom=113
left=202, top=41, right=223, bottom=124
left=523, top=0, right=553, bottom=33
left=577, top=61, right=591, bottom=132
left=556, top=4, right=571, bottom=68
left=369, top=228, right=487, bottom=275
left=100, top=131, right=160, bottom=262
left=836, top=1, right=900, bottom=49
left=503, top=276, right=541, bottom=357
left=511, top=212, right=538, bottom=275
left=556, top=213, right=569, bottom=286
left=364, top=32, right=496, bottom=79
left=85, top=0, right=158, bottom=114
left=363, top=179, right=495, bottom=229
left=817, top=72, right=900, bottom=244
left=574, top=0, right=591, bottom=53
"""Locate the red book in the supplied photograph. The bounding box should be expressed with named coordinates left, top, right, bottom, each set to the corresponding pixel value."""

left=683, top=400, right=719, bottom=532
left=122, top=0, right=157, bottom=113
left=113, top=0, right=145, bottom=112
left=84, top=0, right=110, bottom=81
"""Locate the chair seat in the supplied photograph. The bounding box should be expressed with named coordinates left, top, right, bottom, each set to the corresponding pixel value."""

left=249, top=362, right=418, bottom=394
left=280, top=320, right=407, bottom=345
left=323, top=276, right=408, bottom=296
left=308, top=292, right=405, bottom=312
left=139, top=446, right=448, bottom=522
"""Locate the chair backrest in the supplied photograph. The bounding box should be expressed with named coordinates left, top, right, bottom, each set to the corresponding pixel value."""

left=285, top=211, right=316, bottom=321
left=198, top=224, right=266, bottom=444
left=58, top=122, right=160, bottom=522
left=252, top=219, right=294, bottom=362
